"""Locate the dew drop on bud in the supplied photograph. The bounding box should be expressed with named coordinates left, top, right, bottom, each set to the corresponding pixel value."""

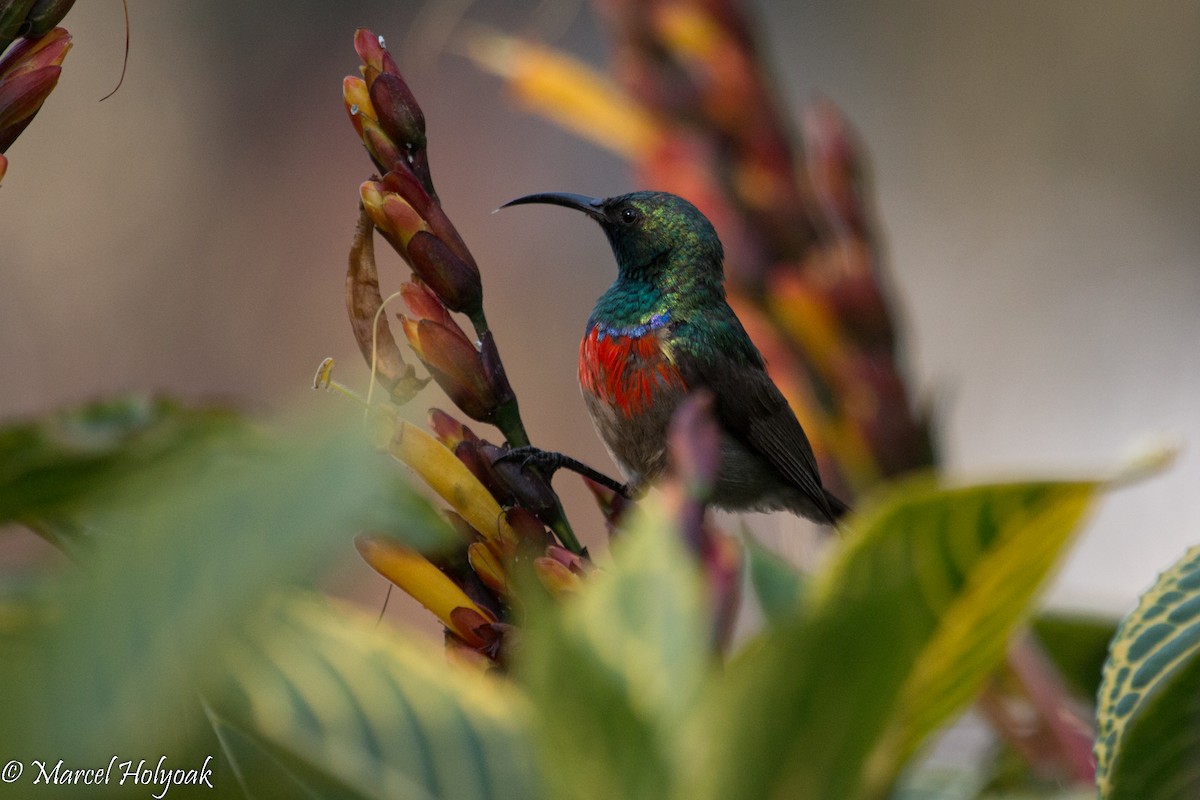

left=378, top=35, right=386, bottom=48
left=350, top=104, right=360, bottom=116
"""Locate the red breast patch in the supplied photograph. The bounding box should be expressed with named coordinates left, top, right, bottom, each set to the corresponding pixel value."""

left=579, top=325, right=687, bottom=417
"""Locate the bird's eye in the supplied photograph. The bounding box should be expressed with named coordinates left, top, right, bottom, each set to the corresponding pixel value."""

left=619, top=206, right=641, bottom=225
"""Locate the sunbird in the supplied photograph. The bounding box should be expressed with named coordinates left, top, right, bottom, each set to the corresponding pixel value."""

left=500, top=191, right=847, bottom=525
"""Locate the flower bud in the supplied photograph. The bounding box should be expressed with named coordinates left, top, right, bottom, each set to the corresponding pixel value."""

left=0, top=21, right=69, bottom=74
left=448, top=607, right=500, bottom=652
left=359, top=180, right=428, bottom=249
left=0, top=62, right=58, bottom=150
left=380, top=167, right=433, bottom=216
left=534, top=556, right=582, bottom=596
left=369, top=71, right=425, bottom=151
left=342, top=75, right=374, bottom=134
left=404, top=318, right=498, bottom=422
left=360, top=114, right=403, bottom=174
left=504, top=507, right=553, bottom=549
left=583, top=476, right=633, bottom=534
left=544, top=544, right=589, bottom=575
left=406, top=231, right=482, bottom=316
left=467, top=541, right=506, bottom=595
left=400, top=280, right=452, bottom=325
left=428, top=408, right=476, bottom=450
left=353, top=28, right=398, bottom=82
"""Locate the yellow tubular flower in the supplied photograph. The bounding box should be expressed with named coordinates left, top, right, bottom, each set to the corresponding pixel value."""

left=388, top=420, right=517, bottom=544
left=355, top=534, right=494, bottom=645
left=467, top=542, right=507, bottom=595
left=463, top=29, right=659, bottom=160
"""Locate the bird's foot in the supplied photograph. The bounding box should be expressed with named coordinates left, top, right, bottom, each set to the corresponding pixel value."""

left=494, top=446, right=633, bottom=499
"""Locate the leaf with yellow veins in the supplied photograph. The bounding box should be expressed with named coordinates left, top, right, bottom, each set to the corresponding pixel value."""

left=388, top=419, right=517, bottom=544
left=463, top=28, right=660, bottom=159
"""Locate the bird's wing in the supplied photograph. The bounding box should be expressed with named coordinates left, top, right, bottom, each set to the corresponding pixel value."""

left=676, top=344, right=834, bottom=520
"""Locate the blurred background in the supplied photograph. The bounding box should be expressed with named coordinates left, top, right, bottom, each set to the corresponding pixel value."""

left=2, top=0, right=1197, bottom=617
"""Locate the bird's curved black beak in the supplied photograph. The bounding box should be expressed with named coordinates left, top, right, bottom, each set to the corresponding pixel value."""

left=499, top=192, right=607, bottom=222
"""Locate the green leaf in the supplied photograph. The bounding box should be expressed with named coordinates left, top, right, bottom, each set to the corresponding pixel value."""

left=1032, top=611, right=1118, bottom=699
left=745, top=533, right=806, bottom=627
left=0, top=395, right=245, bottom=550
left=209, top=709, right=354, bottom=800
left=0, top=407, right=455, bottom=764
left=690, top=477, right=1099, bottom=800
left=520, top=496, right=711, bottom=800
left=210, top=593, right=540, bottom=800
left=1095, top=543, right=1200, bottom=799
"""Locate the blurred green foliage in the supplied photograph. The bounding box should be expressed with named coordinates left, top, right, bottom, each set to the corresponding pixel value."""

left=0, top=397, right=1193, bottom=798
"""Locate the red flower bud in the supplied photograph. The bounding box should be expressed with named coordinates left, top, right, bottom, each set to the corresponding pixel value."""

left=360, top=180, right=429, bottom=252
left=0, top=24, right=70, bottom=76
left=353, top=28, right=398, bottom=82
left=401, top=279, right=453, bottom=323
left=534, top=557, right=582, bottom=596
left=406, top=231, right=482, bottom=316
left=504, top=507, right=553, bottom=549
left=0, top=63, right=58, bottom=151
left=402, top=317, right=498, bottom=422
left=380, top=167, right=433, bottom=216
left=428, top=408, right=476, bottom=449
left=447, top=607, right=495, bottom=650
left=369, top=71, right=425, bottom=152
left=544, top=544, right=589, bottom=576
left=360, top=115, right=403, bottom=174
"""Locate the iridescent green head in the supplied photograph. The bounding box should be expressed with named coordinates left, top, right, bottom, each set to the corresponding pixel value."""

left=502, top=190, right=725, bottom=285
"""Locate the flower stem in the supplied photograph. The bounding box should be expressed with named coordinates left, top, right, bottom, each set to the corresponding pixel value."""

left=490, top=352, right=585, bottom=557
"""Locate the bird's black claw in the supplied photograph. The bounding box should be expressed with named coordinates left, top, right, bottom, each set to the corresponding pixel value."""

left=492, top=445, right=561, bottom=475
left=492, top=446, right=632, bottom=499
